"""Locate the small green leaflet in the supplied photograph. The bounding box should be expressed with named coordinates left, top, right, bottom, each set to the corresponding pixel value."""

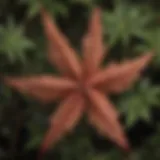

left=103, top=0, right=153, bottom=47
left=118, top=79, right=160, bottom=128
left=0, top=18, right=35, bottom=63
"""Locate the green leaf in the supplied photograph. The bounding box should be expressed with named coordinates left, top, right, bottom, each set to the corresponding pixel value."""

left=0, top=18, right=35, bottom=63
left=20, top=0, right=69, bottom=19
left=44, top=1, right=69, bottom=17
left=119, top=79, right=160, bottom=128
left=19, top=0, right=40, bottom=18
left=136, top=28, right=160, bottom=65
left=103, top=1, right=153, bottom=47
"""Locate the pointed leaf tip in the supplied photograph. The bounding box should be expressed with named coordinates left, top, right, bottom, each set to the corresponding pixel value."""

left=89, top=51, right=153, bottom=93
left=82, top=6, right=104, bottom=75
left=3, top=75, right=76, bottom=103
left=87, top=89, right=130, bottom=150
left=119, top=136, right=131, bottom=152
left=145, top=51, right=154, bottom=62
left=38, top=93, right=84, bottom=155
left=40, top=7, right=82, bottom=79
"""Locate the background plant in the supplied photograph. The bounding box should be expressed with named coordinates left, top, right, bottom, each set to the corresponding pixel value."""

left=0, top=0, right=160, bottom=160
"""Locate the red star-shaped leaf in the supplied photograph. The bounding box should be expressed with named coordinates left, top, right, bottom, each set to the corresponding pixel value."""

left=3, top=7, right=153, bottom=158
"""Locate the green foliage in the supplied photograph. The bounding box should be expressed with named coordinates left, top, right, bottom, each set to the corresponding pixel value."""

left=20, top=0, right=41, bottom=18
left=103, top=0, right=153, bottom=46
left=0, top=18, right=34, bottom=63
left=119, top=79, right=160, bottom=127
left=0, top=0, right=160, bottom=160
left=20, top=0, right=70, bottom=19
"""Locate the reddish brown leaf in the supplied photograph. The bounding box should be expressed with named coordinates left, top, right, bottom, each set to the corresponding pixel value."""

left=39, top=93, right=85, bottom=156
left=47, top=41, right=68, bottom=76
left=3, top=7, right=154, bottom=156
left=82, top=8, right=105, bottom=76
left=41, top=8, right=82, bottom=79
left=87, top=88, right=119, bottom=120
left=88, top=107, right=129, bottom=151
left=87, top=89, right=129, bottom=149
left=89, top=52, right=153, bottom=93
left=3, top=75, right=77, bottom=103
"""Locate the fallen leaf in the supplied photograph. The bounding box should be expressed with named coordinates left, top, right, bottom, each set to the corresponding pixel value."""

left=3, top=7, right=153, bottom=158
